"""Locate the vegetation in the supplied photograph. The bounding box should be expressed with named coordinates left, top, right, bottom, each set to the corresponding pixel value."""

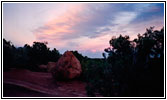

left=72, top=50, right=88, bottom=62
left=3, top=40, right=61, bottom=71
left=3, top=27, right=164, bottom=97
left=83, top=27, right=164, bottom=97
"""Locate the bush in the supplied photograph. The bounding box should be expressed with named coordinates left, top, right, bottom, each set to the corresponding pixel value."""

left=81, top=59, right=118, bottom=96
left=83, top=27, right=164, bottom=97
left=3, top=39, right=61, bottom=72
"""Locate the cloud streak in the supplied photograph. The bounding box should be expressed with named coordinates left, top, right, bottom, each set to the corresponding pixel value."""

left=31, top=3, right=164, bottom=58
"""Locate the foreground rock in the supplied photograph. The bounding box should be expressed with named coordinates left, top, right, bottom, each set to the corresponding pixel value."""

left=47, top=62, right=57, bottom=72
left=52, top=51, right=82, bottom=80
left=38, top=62, right=57, bottom=72
left=39, top=65, right=47, bottom=70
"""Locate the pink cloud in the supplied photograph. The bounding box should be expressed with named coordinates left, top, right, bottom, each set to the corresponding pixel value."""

left=33, top=4, right=94, bottom=48
left=33, top=3, right=164, bottom=55
left=75, top=34, right=111, bottom=52
left=33, top=3, right=112, bottom=52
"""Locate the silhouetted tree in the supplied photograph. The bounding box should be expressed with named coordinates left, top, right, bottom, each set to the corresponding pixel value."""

left=3, top=39, right=16, bottom=71
left=49, top=48, right=61, bottom=62
left=3, top=40, right=61, bottom=71
left=72, top=51, right=86, bottom=62
left=132, top=27, right=164, bottom=96
left=104, top=35, right=134, bottom=96
left=103, top=27, right=164, bottom=96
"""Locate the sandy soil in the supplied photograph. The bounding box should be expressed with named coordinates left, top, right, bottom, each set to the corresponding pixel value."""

left=3, top=69, right=87, bottom=97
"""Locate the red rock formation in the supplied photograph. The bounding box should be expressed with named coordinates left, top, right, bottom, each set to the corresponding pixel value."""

left=52, top=51, right=82, bottom=80
left=47, top=62, right=57, bottom=72
left=39, top=65, right=47, bottom=69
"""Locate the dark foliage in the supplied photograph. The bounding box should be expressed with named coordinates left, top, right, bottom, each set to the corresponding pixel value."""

left=82, top=59, right=118, bottom=96
left=3, top=40, right=61, bottom=71
left=72, top=50, right=87, bottom=62
left=3, top=39, right=16, bottom=71
left=84, top=27, right=164, bottom=97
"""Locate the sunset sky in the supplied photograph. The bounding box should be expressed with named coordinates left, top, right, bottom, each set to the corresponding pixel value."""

left=3, top=3, right=164, bottom=58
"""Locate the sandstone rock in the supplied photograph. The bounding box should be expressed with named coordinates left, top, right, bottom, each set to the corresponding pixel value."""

left=39, top=65, right=47, bottom=70
left=47, top=62, right=57, bottom=72
left=52, top=51, right=82, bottom=80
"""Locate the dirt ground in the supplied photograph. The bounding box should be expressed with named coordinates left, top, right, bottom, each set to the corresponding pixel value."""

left=3, top=69, right=87, bottom=97
left=3, top=84, right=57, bottom=97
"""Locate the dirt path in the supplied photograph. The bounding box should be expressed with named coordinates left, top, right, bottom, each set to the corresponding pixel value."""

left=3, top=84, right=58, bottom=97
left=3, top=69, right=87, bottom=97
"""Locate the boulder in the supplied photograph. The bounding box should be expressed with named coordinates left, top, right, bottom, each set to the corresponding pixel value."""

left=47, top=62, right=57, bottom=72
left=39, top=64, right=47, bottom=70
left=52, top=51, right=82, bottom=80
left=38, top=64, right=47, bottom=72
